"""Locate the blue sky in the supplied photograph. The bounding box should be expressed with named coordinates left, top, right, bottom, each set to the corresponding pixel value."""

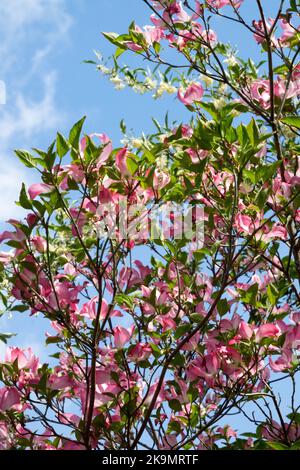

left=0, top=0, right=292, bottom=437
left=0, top=0, right=282, bottom=365
left=0, top=0, right=278, bottom=219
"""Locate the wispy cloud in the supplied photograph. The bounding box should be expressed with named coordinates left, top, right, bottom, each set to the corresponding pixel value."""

left=0, top=73, right=66, bottom=220
left=0, top=1, right=75, bottom=350
left=0, top=72, right=64, bottom=143
left=0, top=0, right=73, bottom=77
left=0, top=0, right=73, bottom=221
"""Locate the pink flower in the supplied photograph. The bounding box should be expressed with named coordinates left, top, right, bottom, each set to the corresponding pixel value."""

left=153, top=169, right=170, bottom=190
left=128, top=343, right=152, bottom=362
left=0, top=252, right=12, bottom=264
left=126, top=42, right=144, bottom=52
left=279, top=20, right=298, bottom=44
left=5, top=347, right=39, bottom=371
left=113, top=325, right=135, bottom=348
left=62, top=442, right=86, bottom=451
left=177, top=83, right=204, bottom=106
left=0, top=387, right=21, bottom=411
left=291, top=312, right=300, bottom=324
left=235, top=214, right=259, bottom=235
left=80, top=297, right=109, bottom=321
left=28, top=183, right=52, bottom=200
left=80, top=133, right=112, bottom=167
left=274, top=77, right=299, bottom=100
left=238, top=321, right=253, bottom=340
left=48, top=374, right=73, bottom=390
left=217, top=425, right=237, bottom=440
left=27, top=213, right=38, bottom=227
left=205, top=353, right=220, bottom=375
left=284, top=324, right=300, bottom=349
left=116, top=148, right=130, bottom=176
left=255, top=323, right=280, bottom=342
left=249, top=77, right=299, bottom=110
left=187, top=353, right=220, bottom=386
left=0, top=423, right=10, bottom=450
left=269, top=351, right=292, bottom=372
left=262, top=420, right=300, bottom=443
left=134, top=24, right=164, bottom=45
left=207, top=0, right=242, bottom=9
left=262, top=224, right=288, bottom=242
left=31, top=235, right=47, bottom=253
left=96, top=134, right=113, bottom=166
left=156, top=315, right=176, bottom=332
left=253, top=18, right=276, bottom=45
left=250, top=79, right=272, bottom=109
left=0, top=221, right=27, bottom=244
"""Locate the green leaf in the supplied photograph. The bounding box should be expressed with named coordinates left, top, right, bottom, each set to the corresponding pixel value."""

left=14, top=150, right=35, bottom=168
left=200, top=102, right=218, bottom=120
left=281, top=116, right=300, bottom=129
left=18, top=183, right=32, bottom=209
left=68, top=116, right=86, bottom=150
left=0, top=332, right=15, bottom=343
left=102, top=32, right=129, bottom=50
left=257, top=161, right=281, bottom=183
left=83, top=59, right=97, bottom=65
left=115, top=294, right=134, bottom=309
left=45, top=336, right=63, bottom=345
left=6, top=240, right=23, bottom=249
left=169, top=399, right=182, bottom=412
left=266, top=284, right=279, bottom=306
left=102, top=31, right=120, bottom=45
left=153, top=42, right=161, bottom=54
left=174, top=323, right=191, bottom=340
left=236, top=124, right=249, bottom=146
left=247, top=118, right=259, bottom=146
left=120, top=119, right=127, bottom=134
left=239, top=283, right=258, bottom=307
left=217, top=298, right=230, bottom=316
left=289, top=0, right=298, bottom=12
left=168, top=420, right=182, bottom=434
left=115, top=47, right=126, bottom=59
left=56, top=133, right=70, bottom=158
left=126, top=156, right=138, bottom=175
left=11, top=305, right=28, bottom=313
left=287, top=412, right=300, bottom=424
left=267, top=441, right=290, bottom=450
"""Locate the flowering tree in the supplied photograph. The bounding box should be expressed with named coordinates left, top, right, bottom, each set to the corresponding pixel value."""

left=0, top=0, right=300, bottom=451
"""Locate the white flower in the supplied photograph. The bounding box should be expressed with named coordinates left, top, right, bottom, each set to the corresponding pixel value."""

left=224, top=54, right=238, bottom=67
left=144, top=76, right=158, bottom=90
left=153, top=81, right=177, bottom=98
left=201, top=75, right=214, bottom=87
left=110, top=75, right=125, bottom=89
left=214, top=98, right=226, bottom=110
left=121, top=136, right=145, bottom=149
left=132, top=84, right=147, bottom=94
left=131, top=138, right=144, bottom=148
left=97, top=64, right=112, bottom=75
left=156, top=153, right=168, bottom=170
left=218, top=83, right=228, bottom=93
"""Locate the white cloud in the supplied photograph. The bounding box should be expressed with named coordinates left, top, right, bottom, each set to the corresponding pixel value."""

left=0, top=0, right=73, bottom=221
left=0, top=73, right=66, bottom=220
left=0, top=1, right=76, bottom=357
left=0, top=0, right=73, bottom=76
left=0, top=165, right=27, bottom=220
left=0, top=72, right=64, bottom=143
